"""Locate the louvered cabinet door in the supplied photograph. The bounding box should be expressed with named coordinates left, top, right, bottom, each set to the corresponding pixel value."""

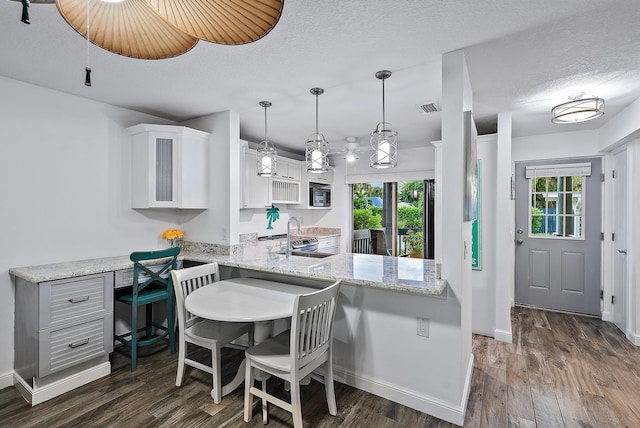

left=38, top=314, right=113, bottom=378
left=128, top=124, right=210, bottom=209
left=37, top=273, right=114, bottom=377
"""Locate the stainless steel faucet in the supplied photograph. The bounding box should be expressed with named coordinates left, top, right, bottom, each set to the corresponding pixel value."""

left=286, top=216, right=302, bottom=258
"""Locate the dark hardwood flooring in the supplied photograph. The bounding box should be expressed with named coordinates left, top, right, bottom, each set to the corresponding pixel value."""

left=1, top=306, right=639, bottom=427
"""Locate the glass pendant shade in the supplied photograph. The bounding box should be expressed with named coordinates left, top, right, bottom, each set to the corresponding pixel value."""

left=257, top=144, right=277, bottom=176
left=306, top=133, right=329, bottom=173
left=370, top=122, right=398, bottom=168
left=257, top=101, right=277, bottom=177
left=552, top=96, right=605, bottom=123
left=305, top=88, right=329, bottom=173
left=370, top=70, right=397, bottom=168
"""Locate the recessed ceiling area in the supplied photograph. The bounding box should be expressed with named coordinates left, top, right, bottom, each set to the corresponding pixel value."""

left=2, top=0, right=639, bottom=155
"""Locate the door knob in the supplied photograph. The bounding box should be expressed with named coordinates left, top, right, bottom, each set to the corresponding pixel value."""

left=516, top=238, right=524, bottom=245
left=618, top=249, right=627, bottom=254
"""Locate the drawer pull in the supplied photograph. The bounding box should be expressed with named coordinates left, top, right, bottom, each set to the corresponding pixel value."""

left=68, top=338, right=90, bottom=349
left=68, top=296, right=90, bottom=303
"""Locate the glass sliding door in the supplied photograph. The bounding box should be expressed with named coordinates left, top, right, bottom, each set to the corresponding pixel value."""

left=352, top=179, right=433, bottom=258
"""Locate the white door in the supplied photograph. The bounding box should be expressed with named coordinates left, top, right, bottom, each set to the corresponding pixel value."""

left=612, top=149, right=627, bottom=332
left=515, top=158, right=602, bottom=315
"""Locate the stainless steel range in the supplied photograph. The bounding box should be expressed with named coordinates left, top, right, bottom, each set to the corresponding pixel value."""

left=290, top=237, right=319, bottom=252
left=258, top=235, right=319, bottom=252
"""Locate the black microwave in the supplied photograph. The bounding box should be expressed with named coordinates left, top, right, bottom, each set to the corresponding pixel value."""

left=310, top=186, right=331, bottom=207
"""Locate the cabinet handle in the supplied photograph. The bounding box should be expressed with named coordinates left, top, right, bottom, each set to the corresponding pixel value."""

left=68, top=338, right=90, bottom=349
left=68, top=296, right=90, bottom=303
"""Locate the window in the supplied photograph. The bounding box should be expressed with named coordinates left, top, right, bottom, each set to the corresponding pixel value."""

left=352, top=180, right=433, bottom=257
left=529, top=175, right=584, bottom=239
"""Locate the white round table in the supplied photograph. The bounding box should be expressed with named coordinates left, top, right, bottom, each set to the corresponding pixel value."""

left=184, top=277, right=318, bottom=323
left=184, top=277, right=319, bottom=398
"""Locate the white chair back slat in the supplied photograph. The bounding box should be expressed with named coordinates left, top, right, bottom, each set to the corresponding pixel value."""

left=291, top=281, right=341, bottom=370
left=172, top=263, right=220, bottom=329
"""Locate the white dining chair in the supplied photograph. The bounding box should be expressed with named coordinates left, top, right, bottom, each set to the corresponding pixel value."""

left=171, top=263, right=253, bottom=403
left=243, top=280, right=342, bottom=428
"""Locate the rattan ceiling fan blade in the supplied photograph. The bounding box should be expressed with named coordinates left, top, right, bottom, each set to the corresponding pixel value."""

left=144, top=0, right=284, bottom=45
left=56, top=0, right=198, bottom=60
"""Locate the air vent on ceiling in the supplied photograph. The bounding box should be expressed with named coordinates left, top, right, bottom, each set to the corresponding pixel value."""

left=419, top=103, right=440, bottom=113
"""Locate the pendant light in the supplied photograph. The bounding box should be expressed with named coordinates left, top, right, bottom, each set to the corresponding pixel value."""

left=370, top=70, right=397, bottom=168
left=306, top=88, right=329, bottom=173
left=256, top=101, right=277, bottom=177
left=552, top=93, right=605, bottom=124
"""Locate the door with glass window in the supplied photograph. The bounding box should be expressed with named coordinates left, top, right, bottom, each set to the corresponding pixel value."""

left=514, top=158, right=602, bottom=315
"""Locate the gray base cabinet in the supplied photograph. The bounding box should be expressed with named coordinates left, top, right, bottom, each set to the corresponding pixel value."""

left=15, top=273, right=114, bottom=386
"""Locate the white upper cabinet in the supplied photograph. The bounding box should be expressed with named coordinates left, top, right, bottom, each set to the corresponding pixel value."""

left=129, top=124, right=210, bottom=209
left=307, top=167, right=333, bottom=185
left=242, top=145, right=270, bottom=209
left=277, top=158, right=302, bottom=181
left=240, top=141, right=301, bottom=208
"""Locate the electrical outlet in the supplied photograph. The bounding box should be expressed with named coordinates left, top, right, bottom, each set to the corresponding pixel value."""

left=417, top=317, right=429, bottom=337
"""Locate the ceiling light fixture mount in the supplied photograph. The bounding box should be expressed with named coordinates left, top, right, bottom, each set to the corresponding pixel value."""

left=551, top=93, right=605, bottom=124
left=370, top=70, right=397, bottom=169
left=306, top=88, right=329, bottom=174
left=257, top=101, right=277, bottom=177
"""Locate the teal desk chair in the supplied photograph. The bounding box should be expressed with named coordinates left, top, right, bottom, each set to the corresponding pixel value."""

left=115, top=247, right=179, bottom=371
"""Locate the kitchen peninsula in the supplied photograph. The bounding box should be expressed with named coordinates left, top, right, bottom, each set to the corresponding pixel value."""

left=10, top=241, right=469, bottom=424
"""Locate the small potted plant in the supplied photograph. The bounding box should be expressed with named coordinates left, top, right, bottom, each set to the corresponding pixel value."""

left=404, top=230, right=423, bottom=258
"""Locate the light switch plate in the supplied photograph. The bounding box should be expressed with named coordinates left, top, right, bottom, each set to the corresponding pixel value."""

left=417, top=317, right=429, bottom=337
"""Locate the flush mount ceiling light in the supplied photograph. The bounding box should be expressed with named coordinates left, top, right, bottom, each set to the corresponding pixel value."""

left=55, top=0, right=283, bottom=60
left=370, top=70, right=397, bottom=169
left=552, top=94, right=605, bottom=124
left=257, top=101, right=277, bottom=177
left=305, top=88, right=330, bottom=174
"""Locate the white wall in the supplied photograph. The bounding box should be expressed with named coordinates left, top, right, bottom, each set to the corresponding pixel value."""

left=180, top=111, right=240, bottom=245
left=440, top=48, right=473, bottom=415
left=494, top=112, right=514, bottom=342
left=512, top=129, right=600, bottom=162
left=0, top=76, right=184, bottom=386
left=471, top=136, right=497, bottom=336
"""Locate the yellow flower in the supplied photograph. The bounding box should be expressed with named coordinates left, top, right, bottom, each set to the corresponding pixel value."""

left=161, top=229, right=184, bottom=240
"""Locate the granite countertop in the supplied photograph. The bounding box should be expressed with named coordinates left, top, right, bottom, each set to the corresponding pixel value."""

left=9, top=241, right=447, bottom=297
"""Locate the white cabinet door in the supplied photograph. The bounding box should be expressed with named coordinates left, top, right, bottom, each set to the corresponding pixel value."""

left=317, top=236, right=340, bottom=254
left=308, top=167, right=333, bottom=185
left=278, top=158, right=302, bottom=181
left=129, top=124, right=209, bottom=209
left=241, top=145, right=302, bottom=208
left=243, top=149, right=271, bottom=209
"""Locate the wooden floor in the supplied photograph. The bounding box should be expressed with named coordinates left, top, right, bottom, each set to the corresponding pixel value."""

left=1, top=306, right=639, bottom=427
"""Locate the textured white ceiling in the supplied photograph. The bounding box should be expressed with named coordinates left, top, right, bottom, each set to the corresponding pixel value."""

left=2, top=0, right=639, bottom=154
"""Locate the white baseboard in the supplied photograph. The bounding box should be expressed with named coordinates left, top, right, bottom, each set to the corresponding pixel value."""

left=332, top=355, right=474, bottom=426
left=13, top=362, right=111, bottom=406
left=628, top=329, right=640, bottom=346
left=601, top=311, right=612, bottom=322
left=0, top=370, right=14, bottom=389
left=494, top=328, right=513, bottom=343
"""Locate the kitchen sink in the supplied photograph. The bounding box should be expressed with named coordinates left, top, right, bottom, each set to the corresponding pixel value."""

left=278, top=250, right=333, bottom=258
